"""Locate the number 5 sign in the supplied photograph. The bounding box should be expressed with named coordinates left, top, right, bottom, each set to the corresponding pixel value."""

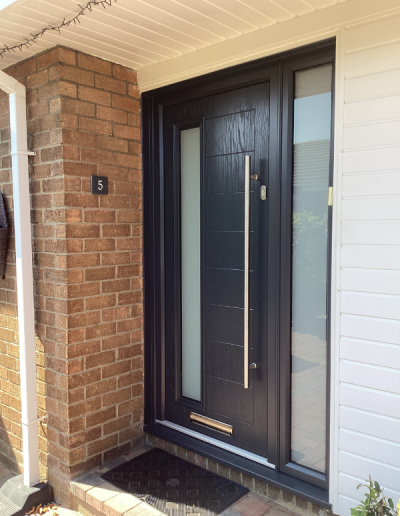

left=91, top=175, right=108, bottom=195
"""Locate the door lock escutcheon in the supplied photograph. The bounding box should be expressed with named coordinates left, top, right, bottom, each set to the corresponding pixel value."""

left=260, top=185, right=267, bottom=200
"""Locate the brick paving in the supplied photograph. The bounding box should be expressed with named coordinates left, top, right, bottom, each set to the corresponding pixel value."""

left=226, top=493, right=310, bottom=516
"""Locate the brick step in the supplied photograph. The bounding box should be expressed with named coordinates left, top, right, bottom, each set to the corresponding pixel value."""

left=70, top=448, right=163, bottom=516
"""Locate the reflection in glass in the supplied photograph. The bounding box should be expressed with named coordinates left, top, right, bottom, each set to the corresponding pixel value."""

left=181, top=127, right=201, bottom=401
left=291, top=65, right=332, bottom=473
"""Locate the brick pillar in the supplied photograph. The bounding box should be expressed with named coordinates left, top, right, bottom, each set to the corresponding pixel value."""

left=0, top=46, right=143, bottom=505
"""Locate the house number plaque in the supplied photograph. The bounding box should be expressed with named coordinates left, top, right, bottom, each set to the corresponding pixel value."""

left=91, top=175, right=108, bottom=195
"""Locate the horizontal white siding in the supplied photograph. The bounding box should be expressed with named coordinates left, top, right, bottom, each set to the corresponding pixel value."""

left=339, top=452, right=400, bottom=491
left=340, top=383, right=400, bottom=419
left=341, top=269, right=400, bottom=294
left=342, top=221, right=400, bottom=245
left=343, top=148, right=400, bottom=174
left=342, top=172, right=400, bottom=196
left=344, top=95, right=400, bottom=126
left=340, top=360, right=400, bottom=394
left=341, top=245, right=400, bottom=270
left=340, top=406, right=400, bottom=443
left=344, top=13, right=400, bottom=52
left=340, top=429, right=400, bottom=468
left=344, top=121, right=400, bottom=150
left=342, top=197, right=400, bottom=220
left=344, top=69, right=400, bottom=103
left=341, top=292, right=400, bottom=320
left=338, top=13, right=400, bottom=514
left=344, top=41, right=400, bottom=78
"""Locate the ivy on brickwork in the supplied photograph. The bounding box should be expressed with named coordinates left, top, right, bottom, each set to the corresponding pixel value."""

left=0, top=0, right=117, bottom=59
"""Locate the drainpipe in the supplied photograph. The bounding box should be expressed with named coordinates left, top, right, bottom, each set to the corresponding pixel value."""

left=0, top=70, right=41, bottom=487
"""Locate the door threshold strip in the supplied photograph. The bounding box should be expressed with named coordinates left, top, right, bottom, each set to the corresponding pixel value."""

left=156, top=419, right=275, bottom=470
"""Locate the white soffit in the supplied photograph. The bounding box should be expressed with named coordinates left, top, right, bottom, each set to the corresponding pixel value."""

left=0, top=0, right=350, bottom=71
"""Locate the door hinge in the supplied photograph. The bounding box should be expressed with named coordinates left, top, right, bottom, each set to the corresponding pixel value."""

left=328, top=186, right=333, bottom=206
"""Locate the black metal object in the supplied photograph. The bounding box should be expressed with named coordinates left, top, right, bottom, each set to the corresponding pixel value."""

left=0, top=475, right=51, bottom=516
left=0, top=192, right=9, bottom=279
left=101, top=448, right=248, bottom=516
left=142, top=38, right=335, bottom=497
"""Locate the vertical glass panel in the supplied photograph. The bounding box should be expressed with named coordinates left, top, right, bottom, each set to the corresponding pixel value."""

left=181, top=127, right=201, bottom=401
left=291, top=65, right=332, bottom=473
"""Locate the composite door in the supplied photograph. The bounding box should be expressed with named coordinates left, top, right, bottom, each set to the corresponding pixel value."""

left=164, top=81, right=272, bottom=459
left=158, top=48, right=334, bottom=485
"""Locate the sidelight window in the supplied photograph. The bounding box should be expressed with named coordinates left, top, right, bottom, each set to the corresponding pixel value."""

left=290, top=64, right=332, bottom=474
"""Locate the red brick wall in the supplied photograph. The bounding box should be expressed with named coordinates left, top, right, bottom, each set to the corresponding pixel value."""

left=0, top=46, right=143, bottom=504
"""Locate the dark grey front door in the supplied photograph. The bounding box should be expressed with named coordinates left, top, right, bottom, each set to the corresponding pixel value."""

left=145, top=42, right=335, bottom=495
left=163, top=80, right=273, bottom=457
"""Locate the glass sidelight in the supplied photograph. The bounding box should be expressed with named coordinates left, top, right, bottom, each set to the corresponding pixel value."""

left=180, top=127, right=201, bottom=402
left=290, top=65, right=332, bottom=474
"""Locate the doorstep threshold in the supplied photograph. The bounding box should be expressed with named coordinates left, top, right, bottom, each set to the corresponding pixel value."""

left=156, top=419, right=276, bottom=470
left=144, top=422, right=331, bottom=510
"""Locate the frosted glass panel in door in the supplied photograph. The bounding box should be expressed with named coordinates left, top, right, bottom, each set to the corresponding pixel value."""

left=181, top=127, right=201, bottom=402
left=291, top=64, right=332, bottom=474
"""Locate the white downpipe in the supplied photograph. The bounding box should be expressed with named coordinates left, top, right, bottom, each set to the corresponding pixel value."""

left=0, top=71, right=40, bottom=487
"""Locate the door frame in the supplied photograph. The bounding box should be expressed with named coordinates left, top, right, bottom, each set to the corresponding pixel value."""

left=142, top=38, right=335, bottom=508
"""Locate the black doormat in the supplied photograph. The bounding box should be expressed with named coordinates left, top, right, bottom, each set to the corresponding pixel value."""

left=101, top=448, right=249, bottom=516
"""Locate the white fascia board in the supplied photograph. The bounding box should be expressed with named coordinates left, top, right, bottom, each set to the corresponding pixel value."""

left=138, top=0, right=400, bottom=92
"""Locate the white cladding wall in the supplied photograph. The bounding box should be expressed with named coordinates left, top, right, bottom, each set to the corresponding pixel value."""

left=338, top=13, right=400, bottom=515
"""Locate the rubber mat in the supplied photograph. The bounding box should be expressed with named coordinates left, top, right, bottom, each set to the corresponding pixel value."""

left=101, top=448, right=249, bottom=516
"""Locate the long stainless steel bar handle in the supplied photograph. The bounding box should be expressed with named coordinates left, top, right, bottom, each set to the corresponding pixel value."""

left=244, top=155, right=251, bottom=389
